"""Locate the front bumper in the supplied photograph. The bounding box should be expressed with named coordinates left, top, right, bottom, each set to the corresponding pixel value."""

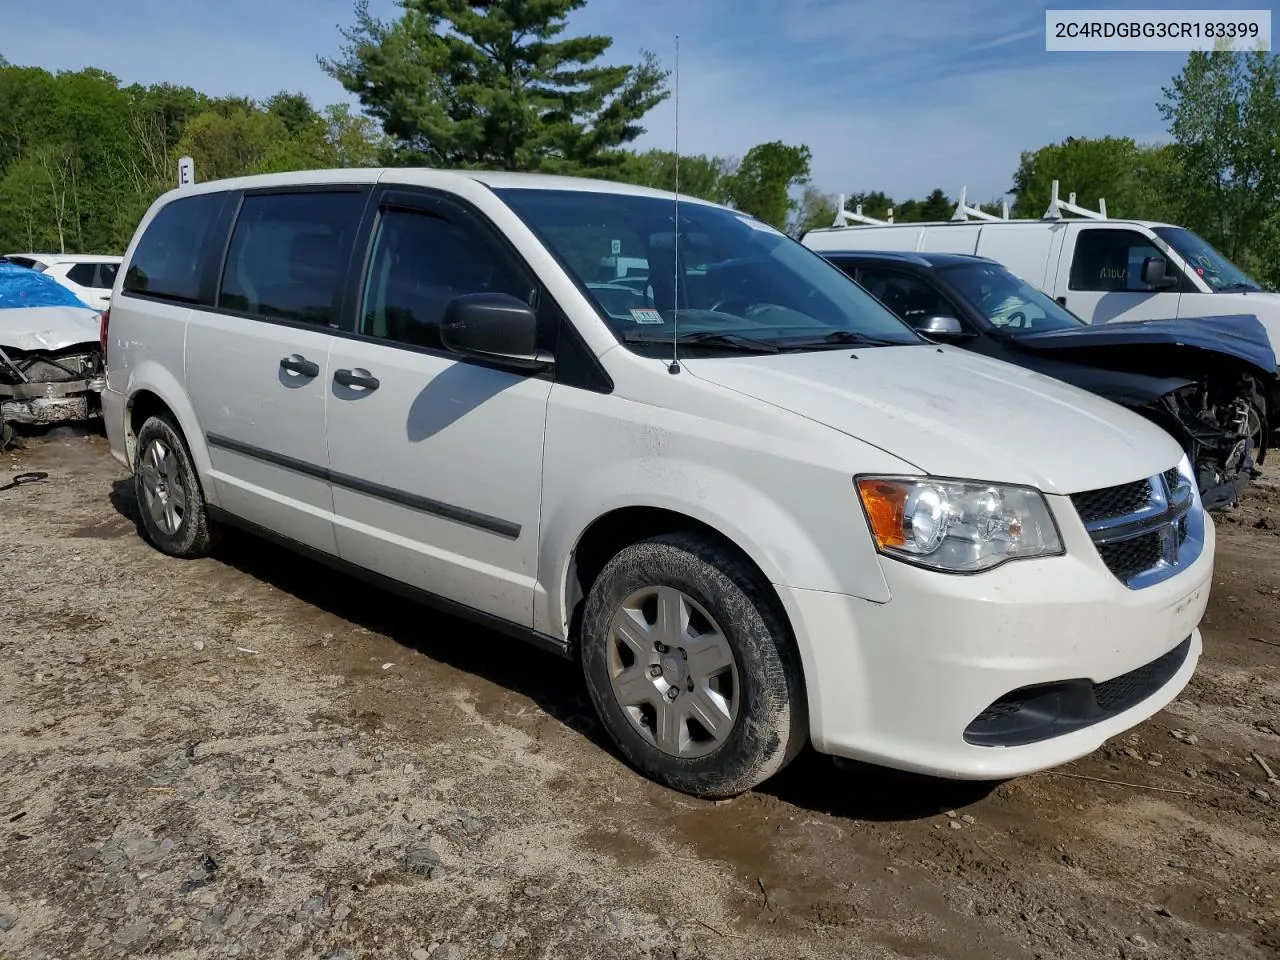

left=779, top=503, right=1213, bottom=780
left=0, top=377, right=103, bottom=425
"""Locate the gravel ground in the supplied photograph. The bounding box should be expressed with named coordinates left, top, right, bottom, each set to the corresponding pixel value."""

left=0, top=430, right=1277, bottom=960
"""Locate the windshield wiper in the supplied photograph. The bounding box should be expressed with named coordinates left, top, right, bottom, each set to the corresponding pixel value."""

left=776, top=330, right=911, bottom=349
left=623, top=331, right=780, bottom=354
left=1217, top=282, right=1260, bottom=293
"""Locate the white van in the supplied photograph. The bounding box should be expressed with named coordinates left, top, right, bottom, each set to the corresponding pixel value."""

left=101, top=169, right=1211, bottom=797
left=803, top=218, right=1280, bottom=357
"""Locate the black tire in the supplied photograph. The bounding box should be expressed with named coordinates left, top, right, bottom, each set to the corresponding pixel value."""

left=133, top=414, right=217, bottom=558
left=580, top=532, right=808, bottom=798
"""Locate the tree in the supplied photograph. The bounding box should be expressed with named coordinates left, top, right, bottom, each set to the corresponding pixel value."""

left=322, top=0, right=668, bottom=172
left=1010, top=136, right=1170, bottom=220
left=266, top=91, right=321, bottom=137
left=790, top=185, right=837, bottom=236
left=721, top=141, right=811, bottom=229
left=611, top=149, right=735, bottom=203
left=1159, top=48, right=1280, bottom=277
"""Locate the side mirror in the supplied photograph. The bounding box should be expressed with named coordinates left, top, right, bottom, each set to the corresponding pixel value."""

left=1141, top=256, right=1178, bottom=290
left=440, top=293, right=552, bottom=371
left=914, top=315, right=966, bottom=340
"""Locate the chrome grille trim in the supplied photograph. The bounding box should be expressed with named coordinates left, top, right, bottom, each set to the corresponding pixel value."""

left=1071, top=468, right=1204, bottom=590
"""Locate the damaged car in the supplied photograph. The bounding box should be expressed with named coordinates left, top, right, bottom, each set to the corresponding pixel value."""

left=820, top=251, right=1276, bottom=511
left=0, top=258, right=105, bottom=429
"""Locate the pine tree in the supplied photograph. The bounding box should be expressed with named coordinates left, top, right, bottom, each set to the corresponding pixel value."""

left=322, top=0, right=668, bottom=172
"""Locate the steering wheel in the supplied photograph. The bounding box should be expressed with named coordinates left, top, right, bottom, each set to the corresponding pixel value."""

left=710, top=298, right=751, bottom=317
left=1003, top=311, right=1028, bottom=329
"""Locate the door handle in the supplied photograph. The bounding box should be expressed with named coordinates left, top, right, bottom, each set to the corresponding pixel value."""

left=279, top=355, right=319, bottom=377
left=334, top=368, right=380, bottom=391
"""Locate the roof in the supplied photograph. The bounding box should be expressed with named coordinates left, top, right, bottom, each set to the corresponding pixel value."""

left=804, top=217, right=1178, bottom=235
left=817, top=250, right=994, bottom=268
left=152, top=167, right=727, bottom=210
left=4, top=253, right=123, bottom=265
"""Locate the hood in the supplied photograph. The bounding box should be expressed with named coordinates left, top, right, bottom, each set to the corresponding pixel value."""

left=1012, top=314, right=1276, bottom=376
left=0, top=305, right=103, bottom=352
left=684, top=345, right=1183, bottom=495
left=1200, top=294, right=1280, bottom=356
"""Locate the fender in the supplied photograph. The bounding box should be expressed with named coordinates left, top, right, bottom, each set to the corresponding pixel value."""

left=122, top=359, right=218, bottom=506
left=536, top=457, right=895, bottom=642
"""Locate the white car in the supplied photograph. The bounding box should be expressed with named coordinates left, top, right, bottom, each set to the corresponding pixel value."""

left=0, top=261, right=104, bottom=425
left=101, top=169, right=1213, bottom=797
left=3, top=253, right=122, bottom=310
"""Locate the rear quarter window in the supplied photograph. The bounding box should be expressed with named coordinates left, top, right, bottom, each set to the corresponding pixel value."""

left=123, top=193, right=227, bottom=303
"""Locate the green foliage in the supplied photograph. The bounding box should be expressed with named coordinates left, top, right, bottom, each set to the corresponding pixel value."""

left=610, top=149, right=736, bottom=204
left=720, top=141, right=811, bottom=229
left=1159, top=49, right=1280, bottom=284
left=1010, top=136, right=1174, bottom=219
left=790, top=186, right=838, bottom=236
left=0, top=63, right=386, bottom=255
left=322, top=0, right=668, bottom=173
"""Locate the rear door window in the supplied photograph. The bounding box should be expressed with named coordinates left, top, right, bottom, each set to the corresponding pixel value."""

left=66, top=263, right=99, bottom=287
left=123, top=193, right=227, bottom=303
left=218, top=191, right=366, bottom=327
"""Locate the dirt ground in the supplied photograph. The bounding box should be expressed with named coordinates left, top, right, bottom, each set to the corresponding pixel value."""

left=0, top=431, right=1277, bottom=960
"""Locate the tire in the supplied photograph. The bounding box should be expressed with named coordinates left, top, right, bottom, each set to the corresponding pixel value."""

left=133, top=414, right=217, bottom=558
left=580, top=532, right=808, bottom=798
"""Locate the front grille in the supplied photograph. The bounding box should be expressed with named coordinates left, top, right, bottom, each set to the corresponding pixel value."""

left=1071, top=468, right=1202, bottom=589
left=1094, top=637, right=1191, bottom=712
left=1071, top=480, right=1151, bottom=525
left=1096, top=532, right=1163, bottom=583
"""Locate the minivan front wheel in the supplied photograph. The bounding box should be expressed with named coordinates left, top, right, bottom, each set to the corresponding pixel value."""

left=581, top=533, right=808, bottom=798
left=134, top=415, right=216, bottom=558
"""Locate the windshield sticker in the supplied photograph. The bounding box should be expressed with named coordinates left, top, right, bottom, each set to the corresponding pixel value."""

left=736, top=215, right=783, bottom=236
left=630, top=308, right=664, bottom=324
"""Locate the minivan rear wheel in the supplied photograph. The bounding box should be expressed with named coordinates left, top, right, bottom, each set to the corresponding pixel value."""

left=134, top=415, right=217, bottom=558
left=580, top=532, right=807, bottom=798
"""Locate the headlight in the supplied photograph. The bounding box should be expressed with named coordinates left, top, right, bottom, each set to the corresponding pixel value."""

left=855, top=476, right=1063, bottom=573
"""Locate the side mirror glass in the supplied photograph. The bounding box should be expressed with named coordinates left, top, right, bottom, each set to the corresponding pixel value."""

left=1141, top=256, right=1178, bottom=290
left=913, top=315, right=966, bottom=340
left=441, top=293, right=551, bottom=371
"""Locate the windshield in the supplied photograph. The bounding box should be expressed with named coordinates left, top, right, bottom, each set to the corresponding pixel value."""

left=939, top=261, right=1084, bottom=334
left=1153, top=226, right=1261, bottom=292
left=493, top=188, right=922, bottom=351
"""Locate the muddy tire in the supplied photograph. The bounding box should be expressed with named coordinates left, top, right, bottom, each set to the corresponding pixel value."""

left=580, top=532, right=808, bottom=798
left=134, top=414, right=217, bottom=558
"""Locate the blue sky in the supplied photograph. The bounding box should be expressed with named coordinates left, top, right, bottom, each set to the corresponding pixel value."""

left=2, top=0, right=1203, bottom=202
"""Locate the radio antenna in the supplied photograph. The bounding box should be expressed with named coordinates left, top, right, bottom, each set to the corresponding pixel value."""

left=668, top=34, right=682, bottom=375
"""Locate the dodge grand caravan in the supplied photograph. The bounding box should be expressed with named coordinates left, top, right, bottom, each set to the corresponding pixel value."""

left=101, top=169, right=1214, bottom=797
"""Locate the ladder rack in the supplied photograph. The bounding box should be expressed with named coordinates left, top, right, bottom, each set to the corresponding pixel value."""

left=1042, top=179, right=1107, bottom=220
left=833, top=193, right=893, bottom=226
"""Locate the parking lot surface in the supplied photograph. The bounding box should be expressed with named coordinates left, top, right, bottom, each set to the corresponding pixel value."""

left=1, top=433, right=1277, bottom=960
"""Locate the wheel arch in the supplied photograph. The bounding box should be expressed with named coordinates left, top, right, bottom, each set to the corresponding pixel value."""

left=120, top=362, right=214, bottom=497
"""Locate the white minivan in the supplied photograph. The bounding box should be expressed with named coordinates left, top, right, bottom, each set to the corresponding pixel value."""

left=803, top=218, right=1280, bottom=356
left=101, top=169, right=1213, bottom=797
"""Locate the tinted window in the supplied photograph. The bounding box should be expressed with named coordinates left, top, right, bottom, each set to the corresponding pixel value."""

left=98, top=263, right=119, bottom=289
left=1069, top=229, right=1166, bottom=293
left=360, top=207, right=534, bottom=350
left=66, top=263, right=99, bottom=287
left=494, top=188, right=919, bottom=350
left=854, top=268, right=956, bottom=326
left=124, top=193, right=225, bottom=302
left=219, top=191, right=366, bottom=326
